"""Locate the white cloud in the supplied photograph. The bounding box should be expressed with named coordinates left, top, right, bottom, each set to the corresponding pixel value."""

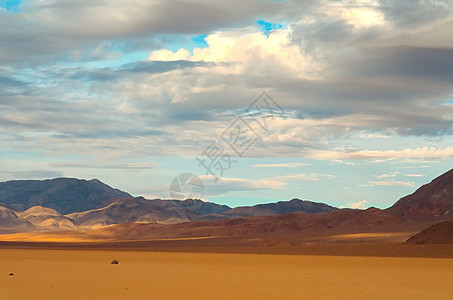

left=350, top=200, right=368, bottom=209
left=374, top=172, right=424, bottom=179
left=342, top=7, right=384, bottom=27
left=330, top=159, right=356, bottom=166
left=374, top=172, right=399, bottom=179
left=199, top=172, right=334, bottom=195
left=404, top=173, right=424, bottom=177
left=148, top=28, right=320, bottom=78
left=252, top=162, right=312, bottom=168
left=361, top=180, right=415, bottom=187
left=149, top=48, right=191, bottom=61
left=199, top=175, right=285, bottom=195
left=309, top=146, right=453, bottom=161
left=358, top=133, right=390, bottom=139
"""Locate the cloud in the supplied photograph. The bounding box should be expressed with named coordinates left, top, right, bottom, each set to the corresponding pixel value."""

left=0, top=0, right=282, bottom=65
left=0, top=169, right=64, bottom=179
left=377, top=0, right=453, bottom=28
left=361, top=180, right=416, bottom=187
left=358, top=133, right=390, bottom=139
left=330, top=159, right=356, bottom=166
left=199, top=172, right=334, bottom=195
left=149, top=49, right=191, bottom=61
left=49, top=161, right=158, bottom=170
left=374, top=172, right=425, bottom=179
left=374, top=172, right=399, bottom=179
left=348, top=200, right=368, bottom=209
left=147, top=27, right=317, bottom=80
left=252, top=162, right=312, bottom=168
left=404, top=173, right=424, bottom=177
left=199, top=175, right=285, bottom=195
left=308, top=146, right=453, bottom=161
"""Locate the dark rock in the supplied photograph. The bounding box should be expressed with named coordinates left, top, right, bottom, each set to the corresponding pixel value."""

left=111, top=260, right=119, bottom=264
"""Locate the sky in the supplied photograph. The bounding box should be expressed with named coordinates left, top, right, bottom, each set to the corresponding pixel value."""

left=1, top=0, right=453, bottom=209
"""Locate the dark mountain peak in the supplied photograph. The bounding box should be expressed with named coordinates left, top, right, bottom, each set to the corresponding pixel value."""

left=366, top=207, right=380, bottom=211
left=289, top=198, right=302, bottom=202
left=386, top=168, right=453, bottom=221
left=255, top=198, right=338, bottom=214
left=200, top=198, right=339, bottom=220
left=0, top=178, right=132, bottom=214
left=171, top=198, right=231, bottom=215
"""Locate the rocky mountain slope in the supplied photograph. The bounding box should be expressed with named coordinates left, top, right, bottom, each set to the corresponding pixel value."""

left=386, top=169, right=453, bottom=221
left=0, top=206, right=34, bottom=233
left=0, top=178, right=132, bottom=214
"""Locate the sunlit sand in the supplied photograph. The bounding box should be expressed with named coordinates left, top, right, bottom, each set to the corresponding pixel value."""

left=1, top=249, right=452, bottom=299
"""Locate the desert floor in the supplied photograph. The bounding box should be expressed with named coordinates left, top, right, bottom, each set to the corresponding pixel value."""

left=1, top=249, right=452, bottom=299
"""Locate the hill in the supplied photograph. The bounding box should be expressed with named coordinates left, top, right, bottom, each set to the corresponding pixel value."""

left=0, top=205, right=34, bottom=233
left=67, top=197, right=200, bottom=229
left=406, top=220, right=453, bottom=244
left=17, top=206, right=76, bottom=230
left=386, top=168, right=453, bottom=221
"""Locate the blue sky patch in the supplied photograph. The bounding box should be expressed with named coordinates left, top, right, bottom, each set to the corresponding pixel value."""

left=192, top=35, right=208, bottom=48
left=257, top=20, right=283, bottom=36
left=0, top=0, right=20, bottom=13
left=153, top=34, right=209, bottom=55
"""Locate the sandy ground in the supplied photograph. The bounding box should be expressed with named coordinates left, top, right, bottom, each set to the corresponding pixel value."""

left=0, top=249, right=452, bottom=299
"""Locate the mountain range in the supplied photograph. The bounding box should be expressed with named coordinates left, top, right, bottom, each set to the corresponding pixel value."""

left=0, top=177, right=339, bottom=233
left=0, top=169, right=452, bottom=241
left=82, top=207, right=403, bottom=242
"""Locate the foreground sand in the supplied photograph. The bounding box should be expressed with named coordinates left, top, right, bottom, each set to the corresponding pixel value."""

left=1, top=249, right=452, bottom=299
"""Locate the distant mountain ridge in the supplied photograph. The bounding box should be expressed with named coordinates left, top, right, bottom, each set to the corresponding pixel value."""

left=0, top=178, right=132, bottom=214
left=1, top=169, right=452, bottom=237
left=0, top=196, right=340, bottom=232
left=201, top=198, right=338, bottom=220
left=0, top=177, right=341, bottom=232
